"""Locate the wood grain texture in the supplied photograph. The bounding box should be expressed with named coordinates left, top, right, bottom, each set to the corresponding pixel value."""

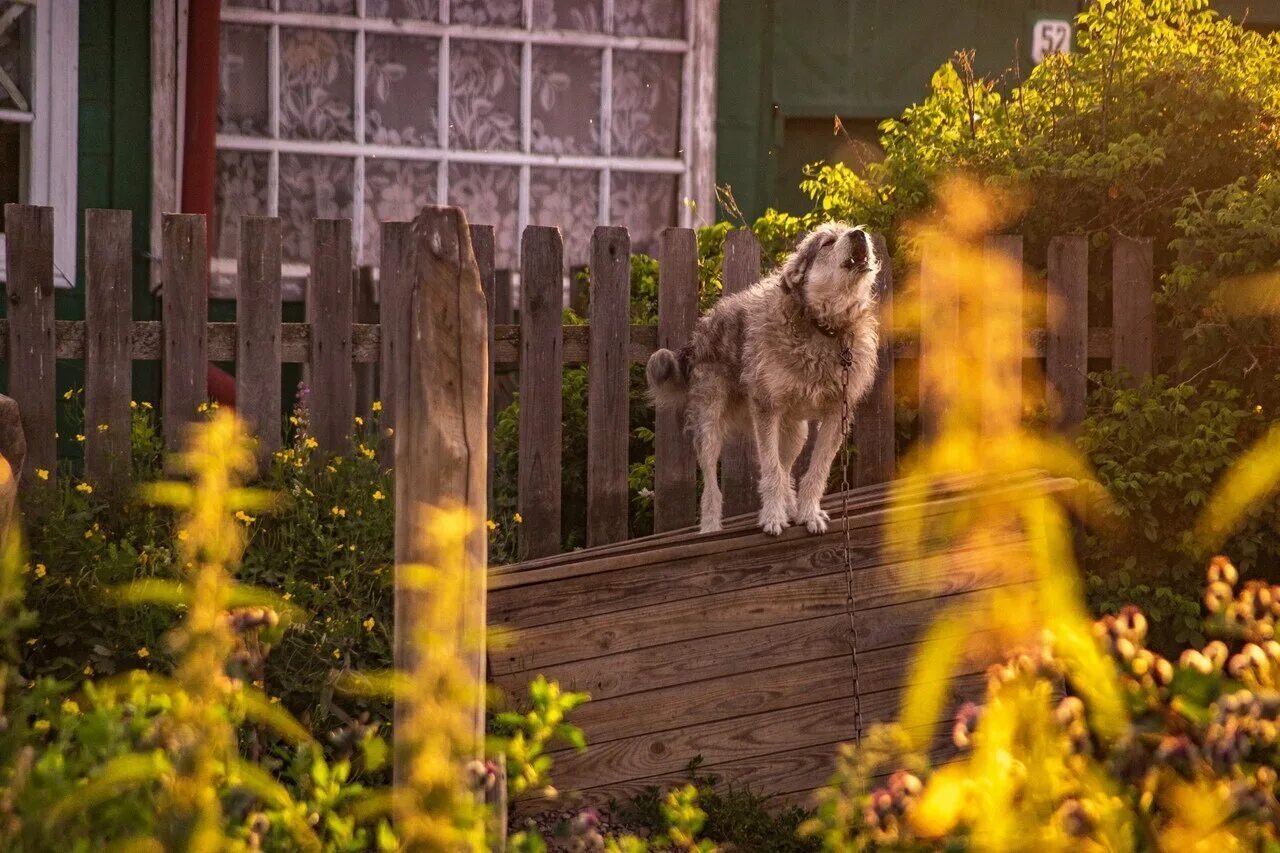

left=854, top=234, right=895, bottom=486
left=720, top=229, right=761, bottom=515
left=161, top=213, right=208, bottom=451
left=586, top=226, right=631, bottom=547
left=237, top=216, right=283, bottom=468
left=518, top=226, right=564, bottom=560
left=3, top=205, right=56, bottom=479
left=1113, top=234, right=1154, bottom=383
left=1046, top=236, right=1089, bottom=432
left=352, top=265, right=378, bottom=418
left=982, top=236, right=1024, bottom=437
left=393, top=205, right=488, bottom=784
left=84, top=209, right=133, bottom=493
left=379, top=221, right=415, bottom=464
left=308, top=219, right=355, bottom=452
left=470, top=224, right=496, bottom=515
left=655, top=228, right=699, bottom=532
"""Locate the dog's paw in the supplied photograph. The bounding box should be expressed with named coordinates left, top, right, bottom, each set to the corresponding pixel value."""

left=758, top=505, right=789, bottom=537
left=796, top=504, right=830, bottom=535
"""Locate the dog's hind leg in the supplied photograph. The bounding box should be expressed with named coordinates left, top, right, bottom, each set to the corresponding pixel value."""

left=751, top=403, right=791, bottom=536
left=794, top=417, right=844, bottom=534
left=778, top=419, right=807, bottom=521
left=691, top=398, right=727, bottom=533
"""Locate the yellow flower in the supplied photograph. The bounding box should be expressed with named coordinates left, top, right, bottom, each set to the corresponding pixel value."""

left=304, top=436, right=318, bottom=450
left=1256, top=405, right=1264, bottom=414
left=354, top=416, right=364, bottom=426
left=330, top=506, right=347, bottom=517
left=372, top=490, right=385, bottom=501
left=197, top=402, right=209, bottom=413
left=486, top=519, right=498, bottom=531
left=326, top=465, right=337, bottom=474
left=363, top=617, right=376, bottom=632
left=84, top=528, right=94, bottom=540
left=360, top=445, right=375, bottom=460
left=96, top=423, right=109, bottom=432
left=177, top=529, right=190, bottom=541
left=35, top=468, right=49, bottom=481
left=33, top=719, right=50, bottom=733
left=61, top=699, right=80, bottom=715
left=282, top=592, right=293, bottom=601
left=234, top=510, right=256, bottom=525
left=130, top=400, right=138, bottom=409
left=76, top=482, right=93, bottom=495
left=83, top=665, right=94, bottom=676
left=63, top=388, right=74, bottom=400
left=332, top=648, right=341, bottom=660
left=141, top=401, right=152, bottom=410
left=513, top=512, right=524, bottom=524
left=371, top=400, right=383, bottom=412
left=74, top=434, right=85, bottom=443
left=137, top=647, right=150, bottom=658
left=34, top=564, right=47, bottom=579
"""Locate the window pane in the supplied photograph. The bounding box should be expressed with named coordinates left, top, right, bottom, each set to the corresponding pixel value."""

left=451, top=0, right=522, bottom=27
left=219, top=24, right=270, bottom=136
left=366, top=0, right=440, bottom=20
left=530, top=168, right=598, bottom=266
left=611, top=51, right=682, bottom=157
left=365, top=34, right=439, bottom=147
left=614, top=0, right=683, bottom=38
left=363, top=159, right=438, bottom=265
left=449, top=40, right=520, bottom=152
left=449, top=163, right=519, bottom=269
left=279, top=154, right=355, bottom=263
left=280, top=28, right=355, bottom=142
left=213, top=151, right=271, bottom=261
left=225, top=0, right=271, bottom=8
left=532, top=0, right=602, bottom=31
left=610, top=172, right=677, bottom=256
left=531, top=46, right=600, bottom=155
left=280, top=0, right=356, bottom=14
left=0, top=9, right=26, bottom=108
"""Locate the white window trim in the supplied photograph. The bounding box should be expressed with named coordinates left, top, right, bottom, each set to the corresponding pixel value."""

left=163, top=0, right=718, bottom=299
left=0, top=0, right=78, bottom=289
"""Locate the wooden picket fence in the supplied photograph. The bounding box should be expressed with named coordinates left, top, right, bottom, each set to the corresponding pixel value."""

left=0, top=204, right=1153, bottom=559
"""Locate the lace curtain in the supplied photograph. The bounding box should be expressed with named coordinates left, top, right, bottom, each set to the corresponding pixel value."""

left=216, top=0, right=685, bottom=279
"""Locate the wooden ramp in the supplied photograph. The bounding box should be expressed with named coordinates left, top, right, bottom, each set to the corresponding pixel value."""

left=489, top=474, right=1073, bottom=808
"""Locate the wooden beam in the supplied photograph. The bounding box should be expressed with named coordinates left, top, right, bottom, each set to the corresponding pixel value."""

left=3, top=204, right=56, bottom=479
left=237, top=216, right=283, bottom=469
left=655, top=228, right=699, bottom=532
left=586, top=226, right=632, bottom=547
left=161, top=213, right=208, bottom=450
left=84, top=208, right=133, bottom=494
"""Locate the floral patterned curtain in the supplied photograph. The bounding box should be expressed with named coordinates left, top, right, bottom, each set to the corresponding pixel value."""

left=217, top=0, right=685, bottom=280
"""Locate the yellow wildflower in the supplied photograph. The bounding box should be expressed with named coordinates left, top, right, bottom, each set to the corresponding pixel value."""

left=363, top=617, right=376, bottom=632
left=371, top=400, right=382, bottom=412
left=372, top=490, right=385, bottom=501
left=331, top=506, right=347, bottom=518
left=177, top=529, right=190, bottom=541
left=130, top=400, right=138, bottom=409
left=282, top=592, right=293, bottom=601
left=513, top=512, right=523, bottom=524
left=137, top=647, right=150, bottom=658
left=332, top=648, right=341, bottom=660
left=34, top=564, right=46, bottom=579
left=234, top=510, right=256, bottom=525
left=326, top=465, right=337, bottom=474
left=82, top=665, right=93, bottom=676
left=74, top=434, right=85, bottom=443
left=354, top=416, right=364, bottom=426
left=141, top=401, right=152, bottom=410
left=63, top=389, right=74, bottom=400
left=197, top=402, right=209, bottom=413
left=304, top=436, right=318, bottom=450
left=76, top=482, right=93, bottom=495
left=486, top=519, right=498, bottom=531
left=35, top=468, right=49, bottom=481
left=97, top=423, right=109, bottom=432
left=61, top=699, right=80, bottom=715
left=33, top=719, right=50, bottom=733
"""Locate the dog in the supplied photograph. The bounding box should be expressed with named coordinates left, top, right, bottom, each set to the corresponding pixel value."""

left=646, top=222, right=880, bottom=536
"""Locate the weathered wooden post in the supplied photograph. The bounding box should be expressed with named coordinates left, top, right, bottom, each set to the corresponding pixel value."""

left=392, top=205, right=489, bottom=818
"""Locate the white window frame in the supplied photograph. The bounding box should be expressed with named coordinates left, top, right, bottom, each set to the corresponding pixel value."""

left=0, top=0, right=78, bottom=289
left=204, top=0, right=717, bottom=296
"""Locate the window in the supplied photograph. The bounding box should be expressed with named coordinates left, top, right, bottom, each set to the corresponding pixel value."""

left=0, top=0, right=77, bottom=288
left=215, top=0, right=709, bottom=295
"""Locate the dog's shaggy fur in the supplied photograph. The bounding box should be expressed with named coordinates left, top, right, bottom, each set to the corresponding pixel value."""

left=647, top=222, right=880, bottom=535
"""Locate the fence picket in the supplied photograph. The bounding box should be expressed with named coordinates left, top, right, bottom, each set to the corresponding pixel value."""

left=853, top=235, right=895, bottom=486
left=519, top=226, right=564, bottom=559
left=1046, top=236, right=1089, bottom=432
left=721, top=229, right=761, bottom=515
left=161, top=213, right=208, bottom=450
left=469, top=224, right=496, bottom=516
left=84, top=208, right=133, bottom=493
left=237, top=216, right=283, bottom=468
left=308, top=219, right=355, bottom=452
left=655, top=228, right=699, bottom=533
left=1113, top=235, right=1154, bottom=383
left=3, top=204, right=55, bottom=480
left=587, top=226, right=631, bottom=547
left=379, top=221, right=415, bottom=464
left=982, top=236, right=1024, bottom=436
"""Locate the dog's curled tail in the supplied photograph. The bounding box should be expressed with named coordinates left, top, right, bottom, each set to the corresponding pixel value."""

left=646, top=347, right=689, bottom=410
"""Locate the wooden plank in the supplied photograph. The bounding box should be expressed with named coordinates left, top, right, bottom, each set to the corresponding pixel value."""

left=854, top=234, right=895, bottom=486
left=393, top=205, right=488, bottom=785
left=237, top=216, right=283, bottom=468
left=470, top=224, right=497, bottom=516
left=308, top=219, right=355, bottom=452
left=379, top=221, right=415, bottom=463
left=491, top=546, right=1021, bottom=678
left=352, top=265, right=378, bottom=417
left=161, top=213, right=208, bottom=450
left=3, top=205, right=56, bottom=479
left=720, top=229, right=761, bottom=516
left=655, top=228, right=699, bottom=532
left=982, top=236, right=1024, bottom=436
left=586, top=226, right=632, bottom=547
left=1046, top=236, right=1088, bottom=432
left=918, top=243, right=958, bottom=440
left=518, top=225, right=564, bottom=559
left=1112, top=234, right=1154, bottom=383
left=84, top=209, right=133, bottom=493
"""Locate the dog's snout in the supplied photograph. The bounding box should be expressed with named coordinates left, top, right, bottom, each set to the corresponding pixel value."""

left=842, top=228, right=870, bottom=268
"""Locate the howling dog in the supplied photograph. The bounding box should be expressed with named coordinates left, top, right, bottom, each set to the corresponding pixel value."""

left=646, top=223, right=880, bottom=536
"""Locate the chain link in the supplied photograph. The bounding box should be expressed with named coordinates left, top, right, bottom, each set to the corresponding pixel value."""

left=838, top=356, right=863, bottom=746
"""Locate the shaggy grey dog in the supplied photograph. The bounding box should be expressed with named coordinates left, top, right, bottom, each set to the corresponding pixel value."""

left=647, top=223, right=880, bottom=536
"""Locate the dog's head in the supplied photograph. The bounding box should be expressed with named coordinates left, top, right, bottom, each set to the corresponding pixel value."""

left=780, top=222, right=880, bottom=319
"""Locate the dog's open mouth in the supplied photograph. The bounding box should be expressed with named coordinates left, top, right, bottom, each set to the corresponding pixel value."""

left=841, top=257, right=872, bottom=272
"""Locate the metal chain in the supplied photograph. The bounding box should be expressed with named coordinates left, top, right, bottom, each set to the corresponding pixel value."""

left=837, top=353, right=863, bottom=746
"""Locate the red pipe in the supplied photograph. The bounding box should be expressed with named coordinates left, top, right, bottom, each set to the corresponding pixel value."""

left=182, top=0, right=237, bottom=407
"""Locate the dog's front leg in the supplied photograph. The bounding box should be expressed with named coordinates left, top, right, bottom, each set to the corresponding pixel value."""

left=794, top=417, right=845, bottom=534
left=752, top=404, right=790, bottom=536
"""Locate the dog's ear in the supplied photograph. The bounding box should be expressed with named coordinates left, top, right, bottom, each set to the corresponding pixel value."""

left=780, top=232, right=821, bottom=295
